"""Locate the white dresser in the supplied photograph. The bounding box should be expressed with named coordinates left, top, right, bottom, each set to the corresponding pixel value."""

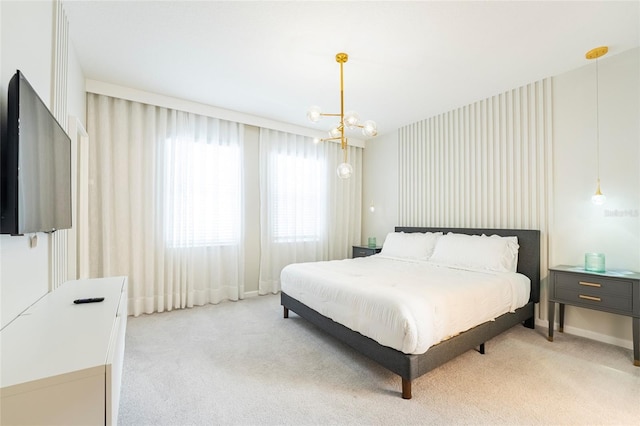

left=1, top=277, right=128, bottom=425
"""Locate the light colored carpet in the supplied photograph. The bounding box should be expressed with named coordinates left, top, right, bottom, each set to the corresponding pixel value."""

left=118, top=294, right=640, bottom=425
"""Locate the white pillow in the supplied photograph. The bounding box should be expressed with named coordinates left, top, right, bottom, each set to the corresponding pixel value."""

left=380, top=231, right=442, bottom=260
left=429, top=232, right=519, bottom=273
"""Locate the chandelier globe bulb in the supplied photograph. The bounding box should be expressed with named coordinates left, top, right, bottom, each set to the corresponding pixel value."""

left=336, top=162, right=353, bottom=179
left=343, top=111, right=360, bottom=128
left=362, top=120, right=378, bottom=137
left=307, top=106, right=322, bottom=122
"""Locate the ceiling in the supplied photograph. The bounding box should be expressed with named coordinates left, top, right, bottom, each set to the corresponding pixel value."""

left=64, top=1, right=640, bottom=136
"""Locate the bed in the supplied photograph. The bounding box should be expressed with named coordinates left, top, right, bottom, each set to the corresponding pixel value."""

left=280, top=227, right=540, bottom=399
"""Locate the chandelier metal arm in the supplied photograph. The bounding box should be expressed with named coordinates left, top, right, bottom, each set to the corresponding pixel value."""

left=317, top=137, right=343, bottom=143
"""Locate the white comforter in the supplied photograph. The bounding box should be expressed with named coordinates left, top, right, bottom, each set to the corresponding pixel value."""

left=281, top=255, right=530, bottom=355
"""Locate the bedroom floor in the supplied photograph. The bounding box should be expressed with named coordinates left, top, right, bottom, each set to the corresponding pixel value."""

left=119, top=293, right=639, bottom=425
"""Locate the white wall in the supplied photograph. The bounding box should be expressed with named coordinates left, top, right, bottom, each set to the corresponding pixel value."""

left=1, top=0, right=56, bottom=327
left=1, top=0, right=86, bottom=327
left=362, top=47, right=640, bottom=350
left=362, top=131, right=398, bottom=246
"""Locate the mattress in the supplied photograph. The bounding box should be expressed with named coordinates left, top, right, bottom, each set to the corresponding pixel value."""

left=281, top=255, right=530, bottom=355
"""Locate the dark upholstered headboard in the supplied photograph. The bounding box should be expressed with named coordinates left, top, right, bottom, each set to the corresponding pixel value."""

left=395, top=227, right=541, bottom=304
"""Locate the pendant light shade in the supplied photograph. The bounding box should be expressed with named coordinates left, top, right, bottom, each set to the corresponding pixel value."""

left=591, top=180, right=606, bottom=205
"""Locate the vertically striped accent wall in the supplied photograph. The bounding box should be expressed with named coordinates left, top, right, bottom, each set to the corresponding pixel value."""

left=50, top=0, right=69, bottom=290
left=398, top=78, right=552, bottom=286
left=399, top=79, right=552, bottom=229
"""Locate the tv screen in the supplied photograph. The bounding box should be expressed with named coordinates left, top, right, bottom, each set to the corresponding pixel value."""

left=0, top=70, right=72, bottom=235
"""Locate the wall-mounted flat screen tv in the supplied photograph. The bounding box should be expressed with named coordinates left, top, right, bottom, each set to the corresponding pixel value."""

left=0, top=70, right=72, bottom=235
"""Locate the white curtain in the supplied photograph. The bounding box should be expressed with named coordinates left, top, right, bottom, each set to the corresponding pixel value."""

left=258, top=128, right=362, bottom=294
left=87, top=94, right=244, bottom=316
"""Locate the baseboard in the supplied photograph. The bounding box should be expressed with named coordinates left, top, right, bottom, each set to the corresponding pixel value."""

left=243, top=290, right=259, bottom=298
left=535, top=318, right=633, bottom=350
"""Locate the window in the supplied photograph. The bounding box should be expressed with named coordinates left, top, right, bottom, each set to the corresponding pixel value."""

left=272, top=153, right=326, bottom=242
left=164, top=139, right=241, bottom=247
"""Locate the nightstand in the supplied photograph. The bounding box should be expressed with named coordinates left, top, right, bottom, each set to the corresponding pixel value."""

left=352, top=245, right=382, bottom=258
left=548, top=265, right=640, bottom=366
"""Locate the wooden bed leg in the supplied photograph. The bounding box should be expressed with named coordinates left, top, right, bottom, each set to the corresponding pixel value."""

left=283, top=307, right=289, bottom=318
left=479, top=343, right=485, bottom=354
left=401, top=378, right=412, bottom=399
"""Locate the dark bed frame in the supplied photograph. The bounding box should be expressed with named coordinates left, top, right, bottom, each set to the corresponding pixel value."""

left=281, top=227, right=541, bottom=399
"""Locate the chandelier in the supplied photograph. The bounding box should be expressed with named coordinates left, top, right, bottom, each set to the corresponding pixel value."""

left=586, top=46, right=608, bottom=205
left=307, top=52, right=378, bottom=179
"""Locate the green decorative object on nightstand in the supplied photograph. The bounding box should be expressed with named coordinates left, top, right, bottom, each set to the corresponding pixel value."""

left=584, top=253, right=605, bottom=272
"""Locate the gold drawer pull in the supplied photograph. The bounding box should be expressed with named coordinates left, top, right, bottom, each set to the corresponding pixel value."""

left=579, top=295, right=601, bottom=302
left=579, top=281, right=601, bottom=288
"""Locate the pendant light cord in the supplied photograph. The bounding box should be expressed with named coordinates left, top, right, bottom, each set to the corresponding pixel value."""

left=595, top=58, right=600, bottom=182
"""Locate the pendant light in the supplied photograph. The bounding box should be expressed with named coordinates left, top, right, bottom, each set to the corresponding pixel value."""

left=586, top=46, right=608, bottom=205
